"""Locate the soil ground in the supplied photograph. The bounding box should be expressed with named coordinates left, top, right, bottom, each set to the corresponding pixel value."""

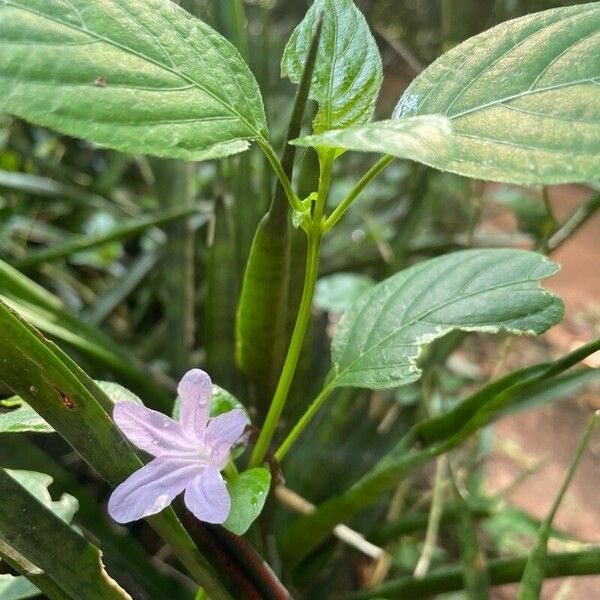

left=485, top=185, right=600, bottom=599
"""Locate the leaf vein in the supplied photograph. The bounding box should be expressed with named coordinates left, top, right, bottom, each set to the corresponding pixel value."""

left=1, top=1, right=261, bottom=139
left=335, top=272, right=553, bottom=385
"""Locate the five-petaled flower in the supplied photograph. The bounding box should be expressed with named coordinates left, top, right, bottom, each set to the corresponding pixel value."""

left=108, top=369, right=246, bottom=524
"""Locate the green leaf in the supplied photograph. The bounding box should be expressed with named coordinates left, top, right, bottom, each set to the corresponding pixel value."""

left=95, top=381, right=144, bottom=406
left=0, top=0, right=267, bottom=161
left=0, top=435, right=189, bottom=600
left=282, top=0, right=383, bottom=133
left=0, top=574, right=41, bottom=600
left=344, top=548, right=600, bottom=599
left=292, top=115, right=453, bottom=165
left=0, top=468, right=129, bottom=600
left=14, top=206, right=202, bottom=269
left=235, top=213, right=291, bottom=393
left=314, top=273, right=376, bottom=312
left=0, top=257, right=172, bottom=410
left=393, top=3, right=600, bottom=184
left=497, top=367, right=600, bottom=418
left=6, top=470, right=78, bottom=525
left=0, top=400, right=53, bottom=434
left=0, top=299, right=233, bottom=599
left=223, top=468, right=271, bottom=536
left=328, top=249, right=563, bottom=390
left=204, top=197, right=239, bottom=387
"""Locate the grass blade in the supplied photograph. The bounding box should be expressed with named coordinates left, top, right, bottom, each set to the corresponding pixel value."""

left=516, top=411, right=600, bottom=599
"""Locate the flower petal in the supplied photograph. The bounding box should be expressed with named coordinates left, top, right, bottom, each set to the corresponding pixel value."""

left=184, top=464, right=230, bottom=524
left=177, top=369, right=212, bottom=438
left=108, top=457, right=199, bottom=523
left=113, top=401, right=190, bottom=456
left=206, top=409, right=247, bottom=469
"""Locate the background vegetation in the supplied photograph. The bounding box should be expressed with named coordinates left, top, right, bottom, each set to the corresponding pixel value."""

left=0, top=0, right=598, bottom=598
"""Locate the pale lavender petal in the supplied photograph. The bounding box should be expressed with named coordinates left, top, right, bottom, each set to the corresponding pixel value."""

left=184, top=464, right=230, bottom=524
left=205, top=409, right=247, bottom=469
left=113, top=401, right=190, bottom=456
left=108, top=457, right=200, bottom=523
left=177, top=369, right=212, bottom=438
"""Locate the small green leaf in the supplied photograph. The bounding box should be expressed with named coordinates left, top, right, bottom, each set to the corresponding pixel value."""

left=329, top=249, right=563, bottom=391
left=95, top=381, right=144, bottom=406
left=282, top=0, right=383, bottom=133
left=0, top=299, right=233, bottom=598
left=394, top=3, right=600, bottom=184
left=291, top=116, right=453, bottom=165
left=314, top=273, right=375, bottom=313
left=223, top=468, right=271, bottom=536
left=211, top=386, right=246, bottom=417
left=0, top=401, right=53, bottom=434
left=0, top=574, right=41, bottom=600
left=0, top=0, right=267, bottom=161
left=6, top=470, right=78, bottom=525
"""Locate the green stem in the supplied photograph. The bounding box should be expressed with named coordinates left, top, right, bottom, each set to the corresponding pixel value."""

left=148, top=510, right=233, bottom=600
left=342, top=548, right=600, bottom=600
left=261, top=14, right=323, bottom=230
left=547, top=192, right=600, bottom=252
left=249, top=231, right=322, bottom=468
left=153, top=161, right=197, bottom=376
left=258, top=140, right=303, bottom=215
left=314, top=150, right=336, bottom=224
left=323, top=156, right=393, bottom=232
left=223, top=458, right=239, bottom=482
left=414, top=455, right=448, bottom=578
left=275, top=385, right=332, bottom=462
left=249, top=146, right=333, bottom=468
left=517, top=410, right=600, bottom=599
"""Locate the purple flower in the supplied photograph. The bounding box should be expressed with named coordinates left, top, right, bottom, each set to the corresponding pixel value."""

left=108, top=369, right=246, bottom=524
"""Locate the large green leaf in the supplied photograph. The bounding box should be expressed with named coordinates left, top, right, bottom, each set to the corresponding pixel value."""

left=0, top=299, right=232, bottom=599
left=291, top=116, right=453, bottom=164
left=0, top=436, right=188, bottom=600
left=0, top=257, right=172, bottom=410
left=328, top=249, right=562, bottom=390
left=281, top=0, right=383, bottom=133
left=0, top=469, right=129, bottom=600
left=0, top=0, right=267, bottom=160
left=393, top=3, right=600, bottom=184
left=0, top=380, right=144, bottom=434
